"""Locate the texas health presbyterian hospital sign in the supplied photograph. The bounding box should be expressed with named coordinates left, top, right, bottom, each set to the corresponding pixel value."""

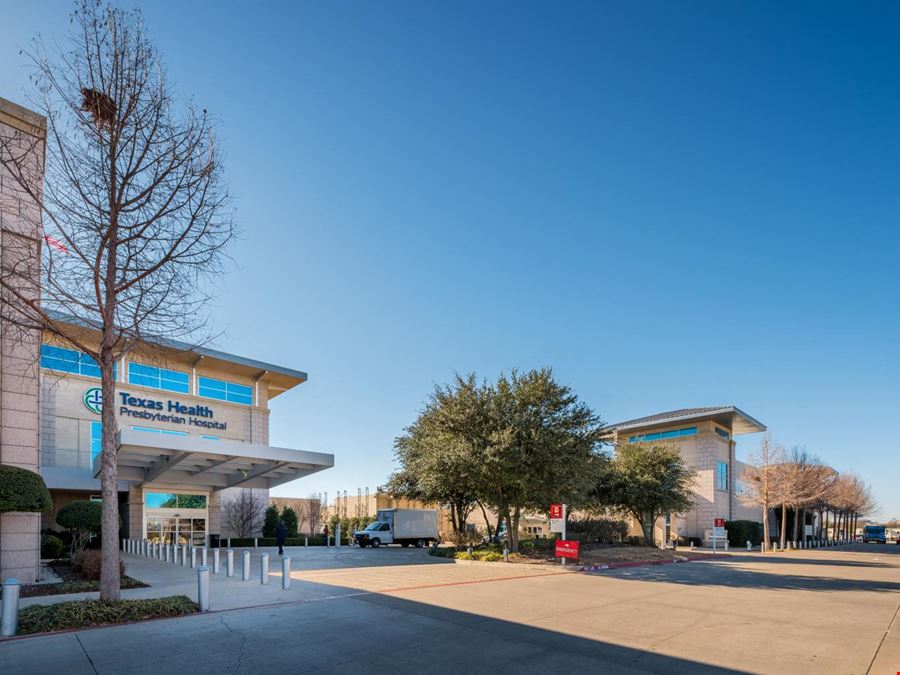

left=82, top=387, right=228, bottom=431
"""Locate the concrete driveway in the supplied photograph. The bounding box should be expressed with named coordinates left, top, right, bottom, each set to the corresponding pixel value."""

left=2, top=543, right=898, bottom=674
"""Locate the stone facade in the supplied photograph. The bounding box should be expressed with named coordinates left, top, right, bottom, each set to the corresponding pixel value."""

left=0, top=98, right=45, bottom=583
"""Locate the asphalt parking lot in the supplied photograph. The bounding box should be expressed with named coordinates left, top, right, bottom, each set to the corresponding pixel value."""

left=2, top=543, right=898, bottom=674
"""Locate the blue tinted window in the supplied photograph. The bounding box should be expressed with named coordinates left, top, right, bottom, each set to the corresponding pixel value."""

left=41, top=344, right=114, bottom=379
left=629, top=427, right=697, bottom=443
left=90, top=421, right=102, bottom=462
left=131, top=426, right=188, bottom=437
left=198, top=376, right=252, bottom=406
left=128, top=362, right=190, bottom=394
left=200, top=435, right=219, bottom=440
left=717, top=461, right=729, bottom=491
left=715, top=427, right=730, bottom=440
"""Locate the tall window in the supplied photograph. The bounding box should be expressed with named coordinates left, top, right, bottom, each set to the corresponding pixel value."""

left=41, top=344, right=104, bottom=378
left=717, top=461, right=729, bottom=491
left=128, top=362, right=189, bottom=394
left=90, top=421, right=102, bottom=463
left=197, top=376, right=252, bottom=406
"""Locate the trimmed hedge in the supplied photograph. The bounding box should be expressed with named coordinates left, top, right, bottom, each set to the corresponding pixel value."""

left=57, top=500, right=103, bottom=533
left=726, top=520, right=763, bottom=547
left=0, top=464, right=51, bottom=513
left=16, top=596, right=197, bottom=635
left=41, top=534, right=66, bottom=559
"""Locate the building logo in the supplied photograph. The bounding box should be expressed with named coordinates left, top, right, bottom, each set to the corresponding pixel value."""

left=83, top=387, right=103, bottom=414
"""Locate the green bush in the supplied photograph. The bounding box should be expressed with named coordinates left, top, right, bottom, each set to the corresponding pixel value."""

left=41, top=534, right=66, bottom=559
left=726, top=520, right=763, bottom=547
left=0, top=464, right=51, bottom=513
left=214, top=536, right=327, bottom=548
left=16, top=596, right=197, bottom=635
left=262, top=506, right=279, bottom=538
left=625, top=536, right=647, bottom=546
left=452, top=549, right=505, bottom=562
left=57, top=500, right=105, bottom=555
left=567, top=518, right=630, bottom=544
left=281, top=506, right=299, bottom=537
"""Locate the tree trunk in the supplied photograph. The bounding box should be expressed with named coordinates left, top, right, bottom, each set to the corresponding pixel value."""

left=640, top=512, right=654, bottom=546
left=476, top=500, right=493, bottom=541
left=761, top=501, right=770, bottom=552
left=99, top=351, right=121, bottom=601
left=504, top=512, right=513, bottom=551
left=509, top=506, right=522, bottom=553
left=780, top=503, right=787, bottom=548
left=792, top=506, right=800, bottom=544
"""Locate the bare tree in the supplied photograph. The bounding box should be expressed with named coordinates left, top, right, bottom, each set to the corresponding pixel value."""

left=222, top=489, right=266, bottom=538
left=740, top=436, right=786, bottom=552
left=303, top=492, right=324, bottom=536
left=0, top=1, right=233, bottom=600
left=779, top=446, right=837, bottom=545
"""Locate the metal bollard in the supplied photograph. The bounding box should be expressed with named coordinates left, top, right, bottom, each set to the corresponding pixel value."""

left=305, top=537, right=308, bottom=548
left=191, top=546, right=197, bottom=569
left=201, top=547, right=208, bottom=567
left=503, top=548, right=509, bottom=562
left=242, top=550, right=251, bottom=580
left=336, top=524, right=342, bottom=548
left=467, top=546, right=473, bottom=558
left=182, top=545, right=189, bottom=566
left=690, top=542, right=695, bottom=551
left=213, top=549, right=220, bottom=574
left=254, top=538, right=258, bottom=549
left=164, top=544, right=170, bottom=562
left=197, top=566, right=210, bottom=612
left=172, top=544, right=179, bottom=563
left=747, top=540, right=752, bottom=551
left=724, top=541, right=729, bottom=552
left=1, top=579, right=20, bottom=637
left=261, top=553, right=269, bottom=584
left=122, top=538, right=127, bottom=552
left=282, top=555, right=291, bottom=589
left=227, top=538, right=231, bottom=548
left=226, top=549, right=235, bottom=577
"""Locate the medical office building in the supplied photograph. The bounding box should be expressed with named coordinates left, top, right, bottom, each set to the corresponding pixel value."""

left=0, top=97, right=333, bottom=583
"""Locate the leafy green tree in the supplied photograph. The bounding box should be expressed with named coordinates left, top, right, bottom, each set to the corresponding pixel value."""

left=596, top=443, right=695, bottom=546
left=57, top=500, right=104, bottom=555
left=262, top=505, right=279, bottom=538
left=280, top=506, right=298, bottom=537
left=481, top=369, right=607, bottom=552
left=388, top=374, right=490, bottom=535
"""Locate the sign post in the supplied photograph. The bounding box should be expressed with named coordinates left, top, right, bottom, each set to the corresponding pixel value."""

left=550, top=504, right=575, bottom=566
left=713, top=518, right=726, bottom=555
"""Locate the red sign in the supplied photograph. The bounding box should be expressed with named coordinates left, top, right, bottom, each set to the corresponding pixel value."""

left=714, top=518, right=725, bottom=528
left=550, top=504, right=563, bottom=519
left=555, top=539, right=579, bottom=560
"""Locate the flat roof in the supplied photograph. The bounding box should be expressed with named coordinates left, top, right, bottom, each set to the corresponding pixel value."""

left=612, top=406, right=766, bottom=436
left=45, top=310, right=307, bottom=398
left=99, top=428, right=334, bottom=491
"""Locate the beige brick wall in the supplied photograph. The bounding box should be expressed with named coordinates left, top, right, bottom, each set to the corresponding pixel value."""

left=0, top=98, right=45, bottom=583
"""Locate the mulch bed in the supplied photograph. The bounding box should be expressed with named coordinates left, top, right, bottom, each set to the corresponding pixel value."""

left=17, top=561, right=148, bottom=598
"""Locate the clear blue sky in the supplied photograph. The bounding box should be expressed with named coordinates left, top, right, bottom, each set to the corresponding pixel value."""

left=3, top=2, right=899, bottom=518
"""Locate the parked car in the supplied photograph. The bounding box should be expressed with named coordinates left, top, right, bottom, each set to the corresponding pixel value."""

left=355, top=508, right=438, bottom=548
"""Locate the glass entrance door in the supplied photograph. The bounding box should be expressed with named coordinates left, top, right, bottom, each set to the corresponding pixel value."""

left=144, top=491, right=208, bottom=546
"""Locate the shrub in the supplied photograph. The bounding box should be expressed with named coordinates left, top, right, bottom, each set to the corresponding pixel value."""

left=262, top=505, right=279, bottom=538
left=16, top=596, right=197, bottom=635
left=452, top=549, right=505, bottom=562
left=0, top=464, right=52, bottom=513
left=41, top=534, right=66, bottom=559
left=726, top=520, right=763, bottom=548
left=281, top=506, right=299, bottom=537
left=625, top=536, right=647, bottom=546
left=567, top=518, right=630, bottom=545
left=57, top=500, right=104, bottom=555
left=72, top=549, right=125, bottom=580
left=446, top=529, right=483, bottom=548
left=677, top=535, right=703, bottom=547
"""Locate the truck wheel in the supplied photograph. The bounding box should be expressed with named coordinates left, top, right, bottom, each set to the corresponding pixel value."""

left=358, top=541, right=367, bottom=548
left=371, top=538, right=381, bottom=548
left=401, top=542, right=409, bottom=548
left=415, top=539, right=425, bottom=548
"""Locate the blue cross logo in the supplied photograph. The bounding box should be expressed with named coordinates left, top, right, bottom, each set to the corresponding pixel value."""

left=83, top=387, right=103, bottom=415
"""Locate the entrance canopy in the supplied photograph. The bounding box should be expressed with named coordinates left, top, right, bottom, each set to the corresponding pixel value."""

left=95, top=428, right=334, bottom=491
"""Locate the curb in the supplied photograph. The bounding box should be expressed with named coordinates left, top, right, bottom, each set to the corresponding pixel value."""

left=580, top=554, right=732, bottom=573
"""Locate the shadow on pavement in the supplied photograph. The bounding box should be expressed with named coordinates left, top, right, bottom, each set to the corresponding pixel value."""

left=1, top=577, right=751, bottom=675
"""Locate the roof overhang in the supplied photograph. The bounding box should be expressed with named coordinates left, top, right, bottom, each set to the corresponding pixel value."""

left=95, top=428, right=334, bottom=491
left=614, top=406, right=766, bottom=436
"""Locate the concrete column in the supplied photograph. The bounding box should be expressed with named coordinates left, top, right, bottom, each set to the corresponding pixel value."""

left=260, top=553, right=269, bottom=584
left=226, top=549, right=234, bottom=577
left=197, top=566, right=209, bottom=612
left=213, top=549, right=220, bottom=574
left=191, top=546, right=197, bottom=568
left=242, top=550, right=250, bottom=580
left=201, top=547, right=208, bottom=567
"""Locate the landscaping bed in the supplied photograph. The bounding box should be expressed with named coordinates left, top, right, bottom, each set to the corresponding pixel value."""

left=17, top=560, right=148, bottom=598
left=432, top=542, right=710, bottom=567
left=15, top=596, right=197, bottom=635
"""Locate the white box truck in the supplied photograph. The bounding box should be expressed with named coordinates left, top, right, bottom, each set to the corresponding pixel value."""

left=355, top=508, right=438, bottom=548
